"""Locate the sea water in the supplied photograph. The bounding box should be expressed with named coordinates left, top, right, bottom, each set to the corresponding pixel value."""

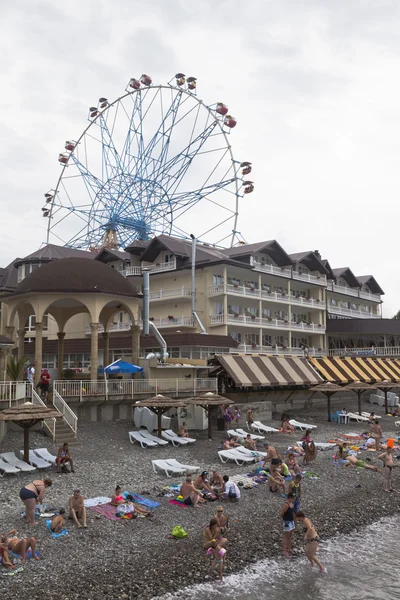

left=158, top=515, right=400, bottom=600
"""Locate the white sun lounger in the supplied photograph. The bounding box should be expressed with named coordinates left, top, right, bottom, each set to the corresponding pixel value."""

left=33, top=448, right=57, bottom=465
left=289, top=419, right=317, bottom=431
left=252, top=421, right=280, bottom=434
left=20, top=450, right=51, bottom=469
left=164, top=459, right=200, bottom=473
left=0, top=452, right=36, bottom=472
left=129, top=431, right=158, bottom=448
left=296, top=441, right=336, bottom=451
left=0, top=457, right=20, bottom=476
left=235, top=446, right=267, bottom=458
left=346, top=413, right=369, bottom=423
left=161, top=431, right=191, bottom=446
left=218, top=449, right=257, bottom=466
left=361, top=412, right=381, bottom=419
left=139, top=430, right=169, bottom=446
left=165, top=429, right=196, bottom=444
left=236, top=428, right=265, bottom=441
left=152, top=459, right=187, bottom=477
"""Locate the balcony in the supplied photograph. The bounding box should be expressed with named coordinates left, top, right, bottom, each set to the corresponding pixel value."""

left=121, top=258, right=177, bottom=277
left=209, top=313, right=325, bottom=333
left=328, top=347, right=400, bottom=358
left=149, top=287, right=192, bottom=302
left=251, top=259, right=291, bottom=278
left=85, top=315, right=194, bottom=334
left=328, top=305, right=381, bottom=319
left=209, top=284, right=324, bottom=309
left=230, top=345, right=326, bottom=356
left=292, top=271, right=327, bottom=286
left=328, top=282, right=381, bottom=303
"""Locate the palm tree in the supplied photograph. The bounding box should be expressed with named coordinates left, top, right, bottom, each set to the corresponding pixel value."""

left=6, top=357, right=28, bottom=381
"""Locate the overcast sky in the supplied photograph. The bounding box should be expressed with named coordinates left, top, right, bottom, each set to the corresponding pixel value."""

left=1, top=0, right=399, bottom=315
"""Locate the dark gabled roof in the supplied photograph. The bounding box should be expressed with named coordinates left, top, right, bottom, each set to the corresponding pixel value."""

left=357, top=275, right=384, bottom=295
left=124, top=240, right=150, bottom=255
left=0, top=258, right=22, bottom=292
left=94, top=248, right=132, bottom=264
left=332, top=267, right=360, bottom=288
left=223, top=240, right=294, bottom=267
left=321, top=259, right=335, bottom=280
left=9, top=258, right=137, bottom=297
left=15, top=244, right=94, bottom=268
left=140, top=234, right=229, bottom=265
left=289, top=251, right=329, bottom=275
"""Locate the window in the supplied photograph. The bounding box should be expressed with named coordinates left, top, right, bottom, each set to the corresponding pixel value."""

left=261, top=283, right=271, bottom=292
left=262, top=308, right=272, bottom=318
left=330, top=298, right=337, bottom=306
left=17, top=265, right=24, bottom=283
left=42, top=354, right=56, bottom=368
left=292, top=337, right=308, bottom=348
left=228, top=304, right=241, bottom=315
left=293, top=313, right=307, bottom=323
left=245, top=334, right=259, bottom=345
left=245, top=280, right=258, bottom=290
left=231, top=332, right=242, bottom=343
left=164, top=253, right=175, bottom=263
left=341, top=301, right=349, bottom=309
left=63, top=353, right=91, bottom=369
left=275, top=336, right=285, bottom=346
left=254, top=254, right=273, bottom=266
left=297, top=263, right=309, bottom=275
left=213, top=274, right=223, bottom=286
left=262, top=334, right=272, bottom=346
left=275, top=310, right=285, bottom=320
left=214, top=302, right=223, bottom=315
left=227, top=277, right=241, bottom=287
left=25, top=314, right=48, bottom=332
left=350, top=303, right=358, bottom=311
left=246, top=306, right=258, bottom=316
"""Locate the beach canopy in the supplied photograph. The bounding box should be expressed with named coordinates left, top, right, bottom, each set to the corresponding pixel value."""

left=100, top=359, right=144, bottom=374
left=341, top=381, right=376, bottom=416
left=134, top=394, right=187, bottom=438
left=0, top=402, right=62, bottom=463
left=183, top=392, right=233, bottom=440
left=308, top=382, right=343, bottom=422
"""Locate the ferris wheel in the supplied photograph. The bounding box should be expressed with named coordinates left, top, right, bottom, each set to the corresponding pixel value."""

left=42, top=73, right=254, bottom=250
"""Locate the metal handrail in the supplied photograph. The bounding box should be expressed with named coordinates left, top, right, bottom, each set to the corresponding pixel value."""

left=31, top=388, right=56, bottom=441
left=53, top=389, right=78, bottom=435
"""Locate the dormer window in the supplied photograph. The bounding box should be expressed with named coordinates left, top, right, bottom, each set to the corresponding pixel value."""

left=17, top=262, right=42, bottom=283
left=254, top=254, right=273, bottom=266
left=297, top=263, right=309, bottom=275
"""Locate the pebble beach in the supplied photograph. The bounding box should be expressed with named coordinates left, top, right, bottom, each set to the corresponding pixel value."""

left=0, top=400, right=399, bottom=600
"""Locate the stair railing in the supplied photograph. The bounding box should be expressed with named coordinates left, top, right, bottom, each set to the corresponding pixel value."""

left=53, top=389, right=78, bottom=436
left=31, top=387, right=56, bottom=441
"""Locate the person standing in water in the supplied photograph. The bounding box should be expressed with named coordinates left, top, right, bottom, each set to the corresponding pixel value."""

left=280, top=492, right=295, bottom=558
left=295, top=511, right=326, bottom=573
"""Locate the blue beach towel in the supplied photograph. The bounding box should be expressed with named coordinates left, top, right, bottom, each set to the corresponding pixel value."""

left=123, top=492, right=160, bottom=509
left=9, top=549, right=42, bottom=561
left=46, top=520, right=69, bottom=538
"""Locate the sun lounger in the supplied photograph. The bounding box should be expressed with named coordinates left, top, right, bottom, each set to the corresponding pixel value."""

left=165, top=429, right=196, bottom=444
left=289, top=419, right=317, bottom=431
left=0, top=452, right=36, bottom=472
left=161, top=431, right=189, bottom=446
left=164, top=459, right=200, bottom=473
left=129, top=431, right=158, bottom=448
left=20, top=450, right=51, bottom=469
left=152, top=459, right=187, bottom=477
left=218, top=449, right=257, bottom=466
left=139, top=430, right=169, bottom=446
left=361, top=412, right=381, bottom=419
left=33, top=448, right=57, bottom=465
left=235, top=428, right=265, bottom=441
left=0, top=457, right=20, bottom=476
left=346, top=413, right=369, bottom=423
left=235, top=446, right=267, bottom=458
left=252, top=421, right=280, bottom=434
left=296, top=441, right=336, bottom=451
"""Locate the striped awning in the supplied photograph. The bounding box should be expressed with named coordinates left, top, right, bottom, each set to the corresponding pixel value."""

left=215, top=355, right=322, bottom=388
left=310, top=357, right=400, bottom=383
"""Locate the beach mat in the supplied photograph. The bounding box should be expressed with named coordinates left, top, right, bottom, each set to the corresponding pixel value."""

left=88, top=503, right=121, bottom=521
left=124, top=492, right=160, bottom=509
left=45, top=520, right=69, bottom=538
left=169, top=499, right=189, bottom=508
left=9, top=549, right=42, bottom=561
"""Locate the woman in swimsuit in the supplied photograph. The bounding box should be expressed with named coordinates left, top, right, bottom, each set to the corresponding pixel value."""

left=280, top=493, right=295, bottom=557
left=295, top=512, right=326, bottom=572
left=378, top=447, right=395, bottom=492
left=286, top=453, right=301, bottom=476
left=19, top=479, right=52, bottom=525
left=371, top=420, right=382, bottom=451
left=111, top=485, right=126, bottom=506
left=203, top=517, right=227, bottom=550
left=1, top=529, right=39, bottom=563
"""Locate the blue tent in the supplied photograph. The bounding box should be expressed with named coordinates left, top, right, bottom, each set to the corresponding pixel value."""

left=99, top=359, right=144, bottom=374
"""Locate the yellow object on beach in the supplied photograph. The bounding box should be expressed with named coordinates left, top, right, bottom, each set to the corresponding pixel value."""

left=177, top=495, right=183, bottom=500
left=349, top=446, right=359, bottom=451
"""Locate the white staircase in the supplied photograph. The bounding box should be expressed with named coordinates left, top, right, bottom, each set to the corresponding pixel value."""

left=31, top=387, right=78, bottom=443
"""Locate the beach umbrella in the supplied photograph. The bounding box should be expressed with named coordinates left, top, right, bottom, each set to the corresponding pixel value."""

left=183, top=392, right=234, bottom=440
left=134, top=394, right=187, bottom=438
left=308, top=382, right=343, bottom=422
left=341, top=381, right=375, bottom=416
left=0, top=402, right=62, bottom=463
left=374, top=380, right=400, bottom=414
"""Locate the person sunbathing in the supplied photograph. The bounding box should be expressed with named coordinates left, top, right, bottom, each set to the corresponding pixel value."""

left=0, top=540, right=14, bottom=570
left=178, top=422, right=189, bottom=437
left=336, top=443, right=348, bottom=460
left=194, top=471, right=213, bottom=494
left=180, top=476, right=206, bottom=507
left=203, top=517, right=227, bottom=549
left=111, top=485, right=126, bottom=506
left=214, top=505, right=228, bottom=533
left=222, top=437, right=241, bottom=449
left=345, top=455, right=381, bottom=472
left=50, top=508, right=66, bottom=533
left=111, top=486, right=152, bottom=515
left=269, top=461, right=286, bottom=494
left=244, top=434, right=257, bottom=451
left=281, top=418, right=295, bottom=433
left=210, top=471, right=225, bottom=497
left=1, top=530, right=39, bottom=563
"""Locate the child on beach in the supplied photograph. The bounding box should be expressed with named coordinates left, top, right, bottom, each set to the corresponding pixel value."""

left=289, top=474, right=302, bottom=514
left=50, top=508, right=66, bottom=533
left=286, top=453, right=301, bottom=476
left=207, top=539, right=227, bottom=581
left=234, top=407, right=241, bottom=426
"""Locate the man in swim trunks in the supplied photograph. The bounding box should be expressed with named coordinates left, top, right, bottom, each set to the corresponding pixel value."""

left=262, top=443, right=279, bottom=468
left=180, top=476, right=205, bottom=507
left=56, top=442, right=74, bottom=473
left=69, top=489, right=87, bottom=528
left=244, top=434, right=257, bottom=451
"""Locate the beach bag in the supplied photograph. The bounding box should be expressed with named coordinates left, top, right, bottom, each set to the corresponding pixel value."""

left=171, top=526, right=188, bottom=539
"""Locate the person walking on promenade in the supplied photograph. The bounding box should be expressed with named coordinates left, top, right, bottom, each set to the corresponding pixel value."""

left=295, top=511, right=326, bottom=573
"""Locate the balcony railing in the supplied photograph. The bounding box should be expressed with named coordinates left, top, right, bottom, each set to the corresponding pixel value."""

left=0, top=381, right=31, bottom=406
left=328, top=347, right=400, bottom=357
left=120, top=266, right=142, bottom=277
left=121, top=258, right=177, bottom=277
left=251, top=260, right=291, bottom=278
left=209, top=284, right=323, bottom=309
left=229, top=345, right=326, bottom=356
left=54, top=378, right=218, bottom=400
left=327, top=282, right=381, bottom=303
left=292, top=271, right=327, bottom=286
left=209, top=313, right=325, bottom=332
left=149, top=287, right=192, bottom=301
left=328, top=305, right=380, bottom=319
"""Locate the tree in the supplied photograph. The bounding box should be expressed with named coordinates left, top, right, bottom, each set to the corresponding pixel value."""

left=392, top=310, right=400, bottom=320
left=6, top=357, right=28, bottom=381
